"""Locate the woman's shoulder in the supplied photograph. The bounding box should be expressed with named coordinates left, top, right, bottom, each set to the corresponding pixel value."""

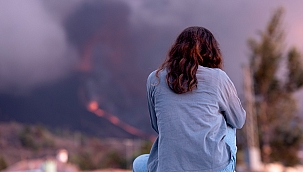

left=198, top=66, right=228, bottom=77
left=147, top=70, right=159, bottom=85
left=147, top=69, right=168, bottom=88
left=148, top=69, right=167, bottom=80
left=147, top=70, right=157, bottom=82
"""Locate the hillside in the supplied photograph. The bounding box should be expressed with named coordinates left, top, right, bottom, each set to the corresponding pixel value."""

left=0, top=122, right=151, bottom=171
left=0, top=74, right=154, bottom=139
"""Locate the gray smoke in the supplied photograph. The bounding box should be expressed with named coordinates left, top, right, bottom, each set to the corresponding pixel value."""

left=0, top=0, right=302, bottom=134
left=0, top=0, right=81, bottom=94
left=0, top=0, right=302, bottom=97
left=127, top=0, right=303, bottom=92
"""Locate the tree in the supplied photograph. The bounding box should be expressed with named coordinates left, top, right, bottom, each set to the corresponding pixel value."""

left=248, top=7, right=303, bottom=166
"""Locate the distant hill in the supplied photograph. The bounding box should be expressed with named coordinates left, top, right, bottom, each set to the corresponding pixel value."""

left=0, top=73, right=154, bottom=139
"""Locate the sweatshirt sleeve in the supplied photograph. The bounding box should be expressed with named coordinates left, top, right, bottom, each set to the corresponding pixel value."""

left=147, top=72, right=159, bottom=133
left=219, top=72, right=246, bottom=129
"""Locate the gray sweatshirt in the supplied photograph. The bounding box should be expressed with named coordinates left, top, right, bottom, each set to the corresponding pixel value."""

left=146, top=66, right=246, bottom=172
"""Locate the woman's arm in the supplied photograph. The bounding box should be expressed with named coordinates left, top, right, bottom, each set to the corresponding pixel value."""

left=219, top=72, right=246, bottom=129
left=147, top=72, right=159, bottom=133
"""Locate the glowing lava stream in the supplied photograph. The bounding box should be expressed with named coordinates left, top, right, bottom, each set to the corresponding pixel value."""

left=79, top=29, right=155, bottom=141
left=87, top=101, right=155, bottom=141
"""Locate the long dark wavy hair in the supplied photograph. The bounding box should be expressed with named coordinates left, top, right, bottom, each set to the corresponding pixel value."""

left=156, top=26, right=223, bottom=94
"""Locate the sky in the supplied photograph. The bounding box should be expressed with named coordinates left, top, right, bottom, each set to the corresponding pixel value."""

left=0, top=0, right=302, bottom=123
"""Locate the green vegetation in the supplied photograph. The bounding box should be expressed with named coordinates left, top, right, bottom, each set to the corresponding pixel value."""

left=1, top=122, right=150, bottom=170
left=100, top=150, right=127, bottom=169
left=69, top=151, right=97, bottom=170
left=69, top=148, right=128, bottom=170
left=131, top=140, right=152, bottom=161
left=18, top=125, right=54, bottom=150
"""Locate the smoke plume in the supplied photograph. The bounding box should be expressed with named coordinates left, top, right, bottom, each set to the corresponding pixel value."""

left=0, top=0, right=302, bottom=136
left=0, top=0, right=80, bottom=94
